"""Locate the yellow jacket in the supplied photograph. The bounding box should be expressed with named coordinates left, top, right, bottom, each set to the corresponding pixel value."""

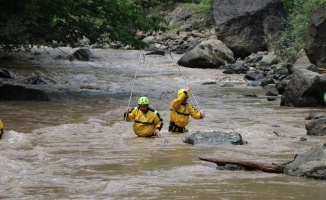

left=170, top=92, right=202, bottom=128
left=0, top=119, right=3, bottom=139
left=124, top=107, right=163, bottom=137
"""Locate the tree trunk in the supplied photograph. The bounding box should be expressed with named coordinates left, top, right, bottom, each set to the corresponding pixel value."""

left=199, top=157, right=284, bottom=173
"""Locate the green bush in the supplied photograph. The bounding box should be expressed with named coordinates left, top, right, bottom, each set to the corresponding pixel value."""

left=198, top=0, right=212, bottom=15
left=276, top=0, right=325, bottom=63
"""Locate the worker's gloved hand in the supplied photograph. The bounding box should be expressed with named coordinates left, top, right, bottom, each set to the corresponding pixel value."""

left=154, top=129, right=161, bottom=137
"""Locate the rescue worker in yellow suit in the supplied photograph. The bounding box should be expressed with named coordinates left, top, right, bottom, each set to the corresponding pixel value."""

left=169, top=85, right=205, bottom=133
left=0, top=119, right=4, bottom=139
left=124, top=96, right=163, bottom=137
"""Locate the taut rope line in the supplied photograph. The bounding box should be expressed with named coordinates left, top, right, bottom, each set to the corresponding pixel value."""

left=127, top=53, right=145, bottom=108
left=169, top=52, right=211, bottom=131
left=121, top=53, right=145, bottom=135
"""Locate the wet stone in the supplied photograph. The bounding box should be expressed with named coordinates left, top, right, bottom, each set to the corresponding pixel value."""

left=183, top=131, right=243, bottom=145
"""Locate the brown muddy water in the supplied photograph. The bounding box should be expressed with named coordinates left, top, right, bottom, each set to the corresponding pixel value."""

left=0, top=48, right=326, bottom=199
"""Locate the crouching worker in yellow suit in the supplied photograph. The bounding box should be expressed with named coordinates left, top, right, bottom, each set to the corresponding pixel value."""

left=0, top=119, right=4, bottom=139
left=124, top=96, right=163, bottom=137
left=169, top=85, right=205, bottom=133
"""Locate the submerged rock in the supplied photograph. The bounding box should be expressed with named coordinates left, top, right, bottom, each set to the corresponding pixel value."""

left=0, top=68, right=19, bottom=79
left=0, top=84, right=50, bottom=101
left=71, top=48, right=93, bottom=61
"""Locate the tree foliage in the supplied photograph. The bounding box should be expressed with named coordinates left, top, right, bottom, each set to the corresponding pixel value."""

left=276, top=0, right=325, bottom=63
left=0, top=0, right=181, bottom=51
left=134, top=0, right=200, bottom=9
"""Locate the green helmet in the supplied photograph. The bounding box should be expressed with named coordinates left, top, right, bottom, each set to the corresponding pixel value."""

left=138, top=96, right=149, bottom=105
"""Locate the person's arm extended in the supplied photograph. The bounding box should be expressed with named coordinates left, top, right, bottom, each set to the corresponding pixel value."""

left=123, top=107, right=135, bottom=121
left=189, top=104, right=205, bottom=119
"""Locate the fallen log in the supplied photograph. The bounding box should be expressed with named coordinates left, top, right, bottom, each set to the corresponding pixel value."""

left=199, top=157, right=284, bottom=173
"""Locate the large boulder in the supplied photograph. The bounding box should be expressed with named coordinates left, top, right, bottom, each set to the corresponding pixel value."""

left=177, top=39, right=234, bottom=68
left=305, top=1, right=326, bottom=69
left=284, top=143, right=326, bottom=179
left=280, top=69, right=326, bottom=107
left=211, top=0, right=287, bottom=58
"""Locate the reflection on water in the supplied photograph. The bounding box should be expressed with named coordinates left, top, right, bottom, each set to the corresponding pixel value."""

left=1, top=48, right=326, bottom=199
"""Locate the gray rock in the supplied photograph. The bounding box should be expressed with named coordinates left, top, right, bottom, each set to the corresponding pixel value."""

left=305, top=1, right=326, bottom=69
left=280, top=69, right=326, bottom=107
left=177, top=39, right=234, bottom=68
left=305, top=118, right=326, bottom=136
left=72, top=48, right=93, bottom=61
left=0, top=68, right=19, bottom=79
left=305, top=114, right=326, bottom=120
left=284, top=143, right=326, bottom=179
left=275, top=81, right=288, bottom=95
left=212, top=0, right=287, bottom=58
left=0, top=84, right=50, bottom=101
left=183, top=131, right=243, bottom=145
left=260, top=54, right=279, bottom=67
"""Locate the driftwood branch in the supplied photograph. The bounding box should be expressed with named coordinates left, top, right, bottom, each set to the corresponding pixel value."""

left=199, top=157, right=284, bottom=173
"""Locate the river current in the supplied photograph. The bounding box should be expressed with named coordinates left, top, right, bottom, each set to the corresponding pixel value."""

left=0, top=47, right=325, bottom=199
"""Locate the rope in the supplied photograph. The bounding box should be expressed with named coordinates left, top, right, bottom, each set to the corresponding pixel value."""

left=127, top=53, right=145, bottom=108
left=121, top=53, right=145, bottom=135
left=122, top=51, right=211, bottom=135
left=169, top=52, right=211, bottom=131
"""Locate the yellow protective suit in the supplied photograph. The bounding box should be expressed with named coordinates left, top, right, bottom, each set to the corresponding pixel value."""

left=169, top=91, right=202, bottom=132
left=124, top=107, right=163, bottom=137
left=0, top=119, right=3, bottom=139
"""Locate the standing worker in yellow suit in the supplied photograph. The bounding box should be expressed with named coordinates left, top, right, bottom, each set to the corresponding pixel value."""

left=169, top=85, right=205, bottom=133
left=124, top=96, right=163, bottom=137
